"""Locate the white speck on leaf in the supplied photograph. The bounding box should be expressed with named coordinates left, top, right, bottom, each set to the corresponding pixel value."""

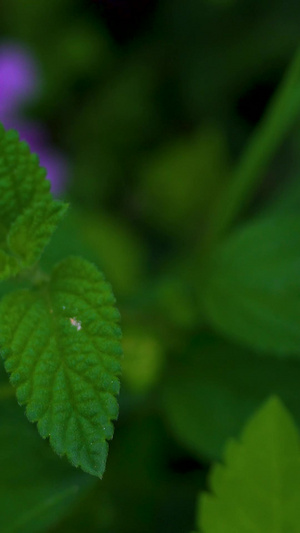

left=70, top=317, right=82, bottom=331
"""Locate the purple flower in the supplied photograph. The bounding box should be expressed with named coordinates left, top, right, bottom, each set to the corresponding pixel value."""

left=0, top=43, right=38, bottom=117
left=0, top=43, right=68, bottom=195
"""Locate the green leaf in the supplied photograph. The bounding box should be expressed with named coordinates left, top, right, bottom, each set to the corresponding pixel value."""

left=202, top=214, right=300, bottom=354
left=0, top=124, right=68, bottom=280
left=0, top=256, right=122, bottom=477
left=197, top=396, right=300, bottom=533
left=163, top=335, right=300, bottom=462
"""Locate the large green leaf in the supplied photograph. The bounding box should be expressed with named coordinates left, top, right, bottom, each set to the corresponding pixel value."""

left=0, top=124, right=67, bottom=280
left=196, top=397, right=300, bottom=532
left=0, top=256, right=122, bottom=477
left=163, top=335, right=300, bottom=461
left=202, top=214, right=300, bottom=354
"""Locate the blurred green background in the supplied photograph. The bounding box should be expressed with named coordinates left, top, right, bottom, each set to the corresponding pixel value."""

left=1, top=0, right=300, bottom=532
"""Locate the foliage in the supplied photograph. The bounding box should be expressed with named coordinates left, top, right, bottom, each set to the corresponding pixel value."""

left=0, top=125, right=67, bottom=280
left=0, top=257, right=121, bottom=477
left=163, top=335, right=300, bottom=461
left=1, top=0, right=300, bottom=531
left=0, top=125, right=122, bottom=482
left=195, top=397, right=300, bottom=532
left=202, top=214, right=300, bottom=354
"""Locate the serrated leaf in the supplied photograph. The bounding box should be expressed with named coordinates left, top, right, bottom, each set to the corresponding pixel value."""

left=8, top=200, right=68, bottom=265
left=197, top=397, right=300, bottom=533
left=202, top=214, right=300, bottom=354
left=0, top=256, right=122, bottom=477
left=0, top=124, right=68, bottom=280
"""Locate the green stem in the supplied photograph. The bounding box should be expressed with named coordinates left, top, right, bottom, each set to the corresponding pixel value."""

left=206, top=45, right=300, bottom=246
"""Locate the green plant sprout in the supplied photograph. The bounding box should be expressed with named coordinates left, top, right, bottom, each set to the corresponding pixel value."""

left=0, top=124, right=122, bottom=478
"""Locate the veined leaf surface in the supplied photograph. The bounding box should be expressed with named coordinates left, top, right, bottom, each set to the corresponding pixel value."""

left=0, top=124, right=67, bottom=280
left=0, top=256, right=122, bottom=477
left=197, top=397, right=300, bottom=533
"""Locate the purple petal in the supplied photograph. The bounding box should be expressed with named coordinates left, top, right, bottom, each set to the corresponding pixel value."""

left=37, top=147, right=69, bottom=196
left=0, top=43, right=38, bottom=115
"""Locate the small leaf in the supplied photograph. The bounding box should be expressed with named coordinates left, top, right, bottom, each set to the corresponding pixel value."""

left=0, top=256, right=122, bottom=477
left=202, top=214, right=300, bottom=354
left=0, top=124, right=68, bottom=280
left=197, top=396, right=300, bottom=533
